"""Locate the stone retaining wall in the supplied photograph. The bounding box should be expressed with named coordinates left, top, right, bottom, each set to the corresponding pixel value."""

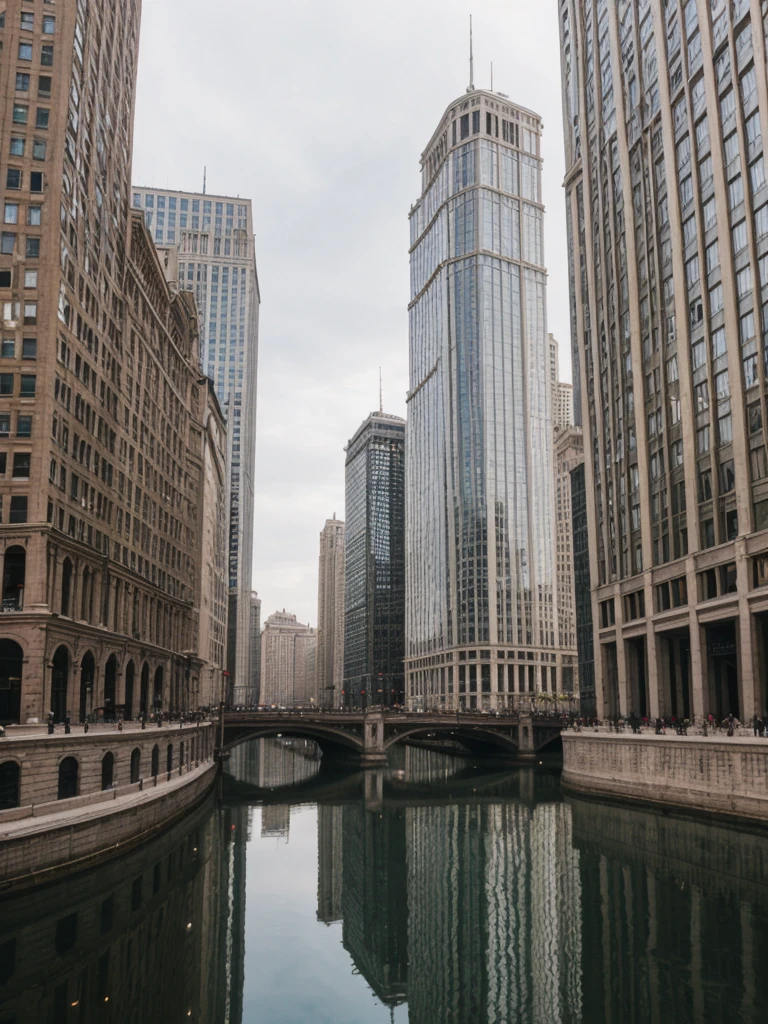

left=0, top=722, right=214, bottom=807
left=562, top=732, right=768, bottom=823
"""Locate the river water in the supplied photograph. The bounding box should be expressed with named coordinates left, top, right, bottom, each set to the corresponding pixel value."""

left=2, top=739, right=768, bottom=1023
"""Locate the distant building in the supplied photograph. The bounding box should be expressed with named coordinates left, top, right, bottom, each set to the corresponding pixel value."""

left=571, top=461, right=595, bottom=717
left=259, top=611, right=317, bottom=707
left=316, top=517, right=345, bottom=708
left=554, top=426, right=583, bottom=694
left=344, top=413, right=406, bottom=707
left=131, top=185, right=260, bottom=716
left=248, top=592, right=261, bottom=705
left=549, top=334, right=574, bottom=432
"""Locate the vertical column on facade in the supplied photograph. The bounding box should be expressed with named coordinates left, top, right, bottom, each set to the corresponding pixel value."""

left=736, top=536, right=757, bottom=717
left=672, top=638, right=686, bottom=718
left=615, top=631, right=629, bottom=718
left=689, top=614, right=706, bottom=719
left=70, top=559, right=81, bottom=623
left=645, top=625, right=661, bottom=720
left=47, top=545, right=58, bottom=611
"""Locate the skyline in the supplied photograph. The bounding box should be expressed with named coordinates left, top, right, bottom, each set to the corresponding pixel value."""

left=131, top=0, right=570, bottom=626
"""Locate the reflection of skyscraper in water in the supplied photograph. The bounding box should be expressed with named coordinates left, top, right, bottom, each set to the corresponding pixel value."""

left=226, top=737, right=320, bottom=790
left=406, top=801, right=582, bottom=1023
left=261, top=804, right=291, bottom=840
left=219, top=804, right=249, bottom=1024
left=340, top=804, right=408, bottom=1008
left=317, top=805, right=344, bottom=924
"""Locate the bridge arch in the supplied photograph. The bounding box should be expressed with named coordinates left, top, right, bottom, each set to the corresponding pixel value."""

left=382, top=724, right=520, bottom=758
left=222, top=723, right=365, bottom=762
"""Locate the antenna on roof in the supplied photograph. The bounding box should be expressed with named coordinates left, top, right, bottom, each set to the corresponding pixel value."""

left=203, top=166, right=207, bottom=195
left=379, top=367, right=383, bottom=414
left=468, top=14, right=474, bottom=92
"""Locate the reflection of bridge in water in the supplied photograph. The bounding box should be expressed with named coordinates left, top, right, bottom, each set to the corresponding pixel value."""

left=221, top=709, right=565, bottom=766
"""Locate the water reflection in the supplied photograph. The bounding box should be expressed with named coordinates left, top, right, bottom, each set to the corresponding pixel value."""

left=2, top=740, right=768, bottom=1023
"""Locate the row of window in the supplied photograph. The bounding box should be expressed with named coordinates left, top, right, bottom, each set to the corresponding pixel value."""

left=0, top=413, right=32, bottom=437
left=5, top=170, right=44, bottom=192
left=16, top=43, right=54, bottom=64
left=0, top=452, right=30, bottom=478
left=0, top=373, right=35, bottom=396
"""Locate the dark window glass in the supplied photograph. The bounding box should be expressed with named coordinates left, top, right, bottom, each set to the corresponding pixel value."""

left=12, top=452, right=30, bottom=478
left=0, top=374, right=13, bottom=395
left=25, top=237, right=40, bottom=258
left=16, top=414, right=31, bottom=437
left=19, top=374, right=35, bottom=396
left=6, top=169, right=21, bottom=190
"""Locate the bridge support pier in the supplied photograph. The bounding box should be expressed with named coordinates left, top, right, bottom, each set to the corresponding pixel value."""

left=517, top=715, right=536, bottom=762
left=362, top=712, right=388, bottom=768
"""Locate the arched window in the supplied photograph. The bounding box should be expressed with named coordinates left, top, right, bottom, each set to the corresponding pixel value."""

left=61, top=558, right=72, bottom=616
left=101, top=752, right=114, bottom=790
left=80, top=567, right=90, bottom=621
left=0, top=639, right=23, bottom=725
left=130, top=747, right=141, bottom=784
left=151, top=745, right=159, bottom=778
left=0, top=760, right=20, bottom=809
left=166, top=743, right=173, bottom=774
left=57, top=757, right=78, bottom=800
left=124, top=660, right=135, bottom=721
left=2, top=545, right=26, bottom=610
left=103, top=655, right=117, bottom=721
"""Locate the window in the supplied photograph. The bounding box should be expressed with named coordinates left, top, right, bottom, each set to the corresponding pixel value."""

left=32, top=139, right=46, bottom=161
left=16, top=415, right=32, bottom=438
left=29, top=172, right=42, bottom=194
left=12, top=453, right=30, bottom=479
left=35, top=109, right=49, bottom=130
left=23, top=304, right=36, bottom=326
left=15, top=73, right=29, bottom=93
left=737, top=266, right=752, bottom=297
left=719, top=413, right=733, bottom=444
left=0, top=273, right=9, bottom=290
left=729, top=175, right=744, bottom=209
left=26, top=207, right=41, bottom=227
left=705, top=240, right=719, bottom=275
left=38, top=76, right=51, bottom=98
left=697, top=426, right=710, bottom=453
left=720, top=459, right=736, bottom=493
left=20, top=11, right=34, bottom=30
left=694, top=380, right=710, bottom=411
left=9, top=496, right=27, bottom=524
left=9, top=139, right=24, bottom=158
left=744, top=353, right=759, bottom=387
left=703, top=197, right=716, bottom=228
left=42, top=16, right=55, bottom=34
left=715, top=370, right=730, bottom=400
left=5, top=170, right=21, bottom=192
left=0, top=415, right=9, bottom=437
left=709, top=284, right=724, bottom=314
left=41, top=46, right=54, bottom=67
left=25, top=238, right=39, bottom=258
left=12, top=106, right=28, bottom=125
left=22, top=338, right=36, bottom=359
left=732, top=220, right=747, bottom=253
left=23, top=272, right=36, bottom=290
left=3, top=205, right=18, bottom=227
left=19, top=375, right=35, bottom=396
left=18, top=43, right=33, bottom=61
left=1, top=339, right=13, bottom=358
left=0, top=374, right=13, bottom=395
left=751, top=158, right=766, bottom=193
left=691, top=340, right=706, bottom=368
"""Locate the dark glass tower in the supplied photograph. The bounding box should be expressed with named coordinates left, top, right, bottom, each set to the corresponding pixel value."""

left=343, top=412, right=406, bottom=707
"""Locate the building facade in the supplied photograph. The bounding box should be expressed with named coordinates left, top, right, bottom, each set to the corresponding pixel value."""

left=549, top=334, right=575, bottom=431
left=554, top=426, right=583, bottom=692
left=130, top=186, right=260, bottom=710
left=316, top=516, right=345, bottom=708
left=560, top=0, right=768, bottom=721
left=0, top=0, right=227, bottom=724
left=406, top=86, right=559, bottom=708
left=248, top=591, right=261, bottom=705
left=344, top=412, right=405, bottom=708
left=259, top=610, right=317, bottom=707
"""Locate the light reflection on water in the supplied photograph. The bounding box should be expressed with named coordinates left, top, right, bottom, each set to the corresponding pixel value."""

left=2, top=739, right=768, bottom=1023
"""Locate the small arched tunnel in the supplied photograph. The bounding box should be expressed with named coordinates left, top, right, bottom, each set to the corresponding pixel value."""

left=222, top=725, right=365, bottom=764
left=383, top=725, right=521, bottom=759
left=535, top=733, right=563, bottom=755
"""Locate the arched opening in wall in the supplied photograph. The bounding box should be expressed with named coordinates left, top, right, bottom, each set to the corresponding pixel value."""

left=103, top=655, right=117, bottom=721
left=79, top=651, right=95, bottom=723
left=0, top=760, right=20, bottom=809
left=153, top=666, right=164, bottom=712
left=101, top=751, right=114, bottom=790
left=2, top=545, right=26, bottom=610
left=130, top=747, right=141, bottom=784
left=57, top=756, right=79, bottom=800
left=139, top=663, right=150, bottom=716
left=151, top=745, right=159, bottom=778
left=61, top=558, right=72, bottom=616
left=124, top=660, right=135, bottom=720
left=166, top=743, right=173, bottom=775
left=51, top=645, right=69, bottom=723
left=0, top=639, right=23, bottom=725
left=80, top=567, right=90, bottom=621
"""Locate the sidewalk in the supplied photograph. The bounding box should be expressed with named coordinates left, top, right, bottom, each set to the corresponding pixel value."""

left=570, top=726, right=768, bottom=744
left=1, top=720, right=214, bottom=742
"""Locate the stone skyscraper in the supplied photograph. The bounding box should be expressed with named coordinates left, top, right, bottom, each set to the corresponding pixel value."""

left=316, top=516, right=345, bottom=708
left=259, top=610, right=317, bottom=707
left=0, top=0, right=227, bottom=723
left=344, top=412, right=405, bottom=708
left=249, top=591, right=261, bottom=704
left=560, top=0, right=768, bottom=721
left=131, top=186, right=260, bottom=706
left=406, top=83, right=558, bottom=708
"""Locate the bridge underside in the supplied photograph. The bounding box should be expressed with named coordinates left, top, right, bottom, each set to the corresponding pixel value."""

left=222, top=725, right=365, bottom=764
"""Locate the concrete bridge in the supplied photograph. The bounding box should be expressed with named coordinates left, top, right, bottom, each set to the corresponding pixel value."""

left=220, top=709, right=564, bottom=767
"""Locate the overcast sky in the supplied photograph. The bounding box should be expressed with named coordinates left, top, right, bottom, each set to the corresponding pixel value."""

left=132, top=0, right=569, bottom=627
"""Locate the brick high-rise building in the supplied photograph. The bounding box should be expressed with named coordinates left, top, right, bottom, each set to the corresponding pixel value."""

left=560, top=0, right=768, bottom=720
left=131, top=186, right=260, bottom=710
left=316, top=515, right=345, bottom=708
left=259, top=611, right=317, bottom=708
left=0, top=0, right=223, bottom=724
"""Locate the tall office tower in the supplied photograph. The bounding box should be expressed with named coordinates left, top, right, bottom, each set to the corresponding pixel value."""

left=406, top=83, right=558, bottom=709
left=316, top=516, right=345, bottom=707
left=549, top=334, right=575, bottom=430
left=259, top=610, right=317, bottom=707
left=248, top=591, right=261, bottom=705
left=344, top=412, right=406, bottom=707
left=131, top=187, right=260, bottom=709
left=0, top=0, right=226, bottom=724
left=554, top=426, right=583, bottom=694
left=560, top=0, right=768, bottom=721
left=571, top=461, right=596, bottom=715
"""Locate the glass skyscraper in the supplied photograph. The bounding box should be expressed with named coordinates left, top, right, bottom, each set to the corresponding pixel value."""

left=406, top=86, right=558, bottom=708
left=131, top=187, right=260, bottom=704
left=344, top=412, right=406, bottom=707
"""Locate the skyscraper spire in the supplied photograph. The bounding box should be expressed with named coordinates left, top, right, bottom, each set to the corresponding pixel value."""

left=468, top=14, right=474, bottom=92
